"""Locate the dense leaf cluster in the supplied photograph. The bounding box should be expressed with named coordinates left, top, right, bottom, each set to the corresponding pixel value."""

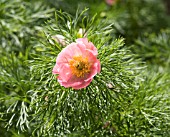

left=0, top=0, right=170, bottom=136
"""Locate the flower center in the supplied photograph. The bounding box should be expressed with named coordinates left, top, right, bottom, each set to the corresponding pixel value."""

left=69, top=56, right=91, bottom=78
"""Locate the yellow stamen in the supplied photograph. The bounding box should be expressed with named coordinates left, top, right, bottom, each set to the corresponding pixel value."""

left=69, top=56, right=91, bottom=77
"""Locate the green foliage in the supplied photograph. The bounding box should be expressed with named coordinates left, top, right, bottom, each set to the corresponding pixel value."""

left=0, top=0, right=54, bottom=136
left=27, top=10, right=170, bottom=136
left=133, top=29, right=170, bottom=66
left=0, top=0, right=170, bottom=136
left=46, top=0, right=170, bottom=44
left=0, top=0, right=54, bottom=53
left=28, top=9, right=141, bottom=136
left=100, top=0, right=170, bottom=44
left=122, top=72, right=170, bottom=136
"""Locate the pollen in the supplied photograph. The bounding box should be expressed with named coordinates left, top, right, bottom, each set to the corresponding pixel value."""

left=69, top=56, right=91, bottom=77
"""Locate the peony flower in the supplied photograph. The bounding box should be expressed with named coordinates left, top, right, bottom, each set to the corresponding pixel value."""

left=105, top=0, right=116, bottom=6
left=52, top=38, right=101, bottom=90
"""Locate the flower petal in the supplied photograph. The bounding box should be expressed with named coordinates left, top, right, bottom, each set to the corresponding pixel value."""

left=53, top=38, right=101, bottom=89
left=52, top=64, right=60, bottom=74
left=58, top=75, right=85, bottom=88
left=72, top=78, right=92, bottom=90
left=56, top=42, right=83, bottom=64
left=57, top=64, right=72, bottom=82
left=84, top=62, right=98, bottom=81
left=76, top=38, right=98, bottom=56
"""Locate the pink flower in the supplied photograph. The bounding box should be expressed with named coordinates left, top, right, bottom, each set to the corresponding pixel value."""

left=105, top=0, right=116, bottom=6
left=52, top=38, right=101, bottom=90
